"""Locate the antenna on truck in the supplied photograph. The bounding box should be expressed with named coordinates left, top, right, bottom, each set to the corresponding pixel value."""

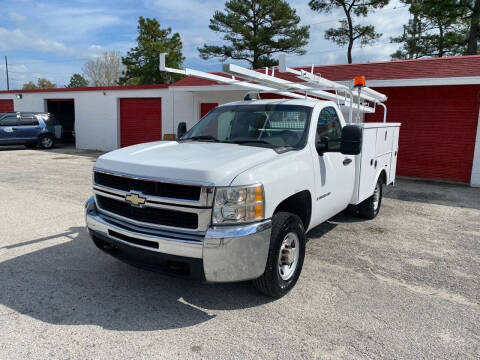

left=159, top=53, right=387, bottom=123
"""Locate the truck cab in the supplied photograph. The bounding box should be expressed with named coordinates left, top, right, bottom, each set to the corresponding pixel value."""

left=85, top=98, right=399, bottom=298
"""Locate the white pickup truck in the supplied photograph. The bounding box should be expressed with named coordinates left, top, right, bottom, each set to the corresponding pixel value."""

left=85, top=60, right=400, bottom=298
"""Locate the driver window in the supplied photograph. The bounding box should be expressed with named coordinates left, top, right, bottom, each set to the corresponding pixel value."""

left=317, top=107, right=342, bottom=150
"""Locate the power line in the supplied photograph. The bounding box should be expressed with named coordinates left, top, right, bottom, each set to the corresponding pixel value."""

left=305, top=4, right=409, bottom=26
left=8, top=57, right=91, bottom=66
left=307, top=39, right=395, bottom=56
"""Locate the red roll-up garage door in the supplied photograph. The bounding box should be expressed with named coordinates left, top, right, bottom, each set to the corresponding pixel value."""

left=200, top=103, right=218, bottom=118
left=120, top=98, right=162, bottom=147
left=0, top=99, right=14, bottom=113
left=366, top=85, right=479, bottom=183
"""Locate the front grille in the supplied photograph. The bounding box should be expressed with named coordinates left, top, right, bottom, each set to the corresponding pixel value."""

left=94, top=171, right=201, bottom=201
left=108, top=230, right=159, bottom=249
left=96, top=195, right=198, bottom=229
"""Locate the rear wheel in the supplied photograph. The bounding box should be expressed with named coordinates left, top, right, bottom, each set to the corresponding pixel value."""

left=39, top=134, right=55, bottom=149
left=358, top=178, right=383, bottom=219
left=253, top=212, right=306, bottom=298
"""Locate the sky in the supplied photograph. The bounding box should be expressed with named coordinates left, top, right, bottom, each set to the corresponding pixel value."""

left=0, top=0, right=411, bottom=90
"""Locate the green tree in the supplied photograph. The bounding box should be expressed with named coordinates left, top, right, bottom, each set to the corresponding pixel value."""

left=198, top=0, right=310, bottom=69
left=391, top=0, right=467, bottom=59
left=22, top=81, right=37, bottom=90
left=23, top=78, right=55, bottom=90
left=37, top=78, right=56, bottom=89
left=120, top=17, right=184, bottom=85
left=459, top=0, right=480, bottom=54
left=66, top=73, right=89, bottom=88
left=309, top=0, right=389, bottom=64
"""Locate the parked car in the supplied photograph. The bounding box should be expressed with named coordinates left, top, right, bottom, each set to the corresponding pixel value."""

left=0, top=112, right=61, bottom=149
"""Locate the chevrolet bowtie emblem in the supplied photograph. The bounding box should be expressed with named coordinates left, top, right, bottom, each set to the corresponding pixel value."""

left=125, top=192, right=146, bottom=206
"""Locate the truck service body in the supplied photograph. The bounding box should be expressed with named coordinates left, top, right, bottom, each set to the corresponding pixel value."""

left=85, top=58, right=400, bottom=297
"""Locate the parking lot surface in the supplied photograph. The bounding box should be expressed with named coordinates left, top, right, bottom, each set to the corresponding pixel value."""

left=0, top=146, right=479, bottom=359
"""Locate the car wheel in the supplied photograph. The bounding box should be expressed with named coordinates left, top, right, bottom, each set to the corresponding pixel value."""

left=358, top=178, right=383, bottom=219
left=39, top=134, right=55, bottom=149
left=253, top=212, right=306, bottom=298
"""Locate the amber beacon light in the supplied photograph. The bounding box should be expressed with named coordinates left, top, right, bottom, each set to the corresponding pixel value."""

left=353, top=76, right=366, bottom=88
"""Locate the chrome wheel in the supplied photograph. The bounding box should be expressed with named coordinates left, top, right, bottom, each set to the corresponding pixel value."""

left=278, top=232, right=300, bottom=281
left=373, top=183, right=380, bottom=211
left=41, top=136, right=53, bottom=148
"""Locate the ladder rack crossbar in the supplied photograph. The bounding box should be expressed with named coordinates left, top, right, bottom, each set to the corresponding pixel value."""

left=159, top=53, right=387, bottom=123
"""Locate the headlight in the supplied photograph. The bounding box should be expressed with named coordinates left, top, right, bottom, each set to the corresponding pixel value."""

left=213, top=184, right=264, bottom=224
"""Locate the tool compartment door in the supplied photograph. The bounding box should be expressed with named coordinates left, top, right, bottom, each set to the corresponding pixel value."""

left=389, top=127, right=400, bottom=183
left=356, top=127, right=378, bottom=204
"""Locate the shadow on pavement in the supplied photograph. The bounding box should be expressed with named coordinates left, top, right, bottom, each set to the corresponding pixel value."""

left=384, top=179, right=480, bottom=210
left=0, top=227, right=272, bottom=331
left=0, top=145, right=103, bottom=159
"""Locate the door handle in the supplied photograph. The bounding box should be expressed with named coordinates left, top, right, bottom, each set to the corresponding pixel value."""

left=343, top=158, right=352, bottom=166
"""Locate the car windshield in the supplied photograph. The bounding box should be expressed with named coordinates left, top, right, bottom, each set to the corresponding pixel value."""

left=40, top=114, right=59, bottom=125
left=181, top=104, right=312, bottom=149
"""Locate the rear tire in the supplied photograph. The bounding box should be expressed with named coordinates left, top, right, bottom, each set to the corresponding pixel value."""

left=253, top=212, right=306, bottom=298
left=39, top=134, right=55, bottom=149
left=358, top=178, right=383, bottom=219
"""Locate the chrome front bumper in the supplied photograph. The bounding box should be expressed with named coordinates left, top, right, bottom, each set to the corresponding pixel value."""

left=85, top=197, right=272, bottom=282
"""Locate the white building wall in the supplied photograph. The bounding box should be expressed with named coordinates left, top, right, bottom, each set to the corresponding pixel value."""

left=0, top=88, right=170, bottom=151
left=169, top=88, right=246, bottom=132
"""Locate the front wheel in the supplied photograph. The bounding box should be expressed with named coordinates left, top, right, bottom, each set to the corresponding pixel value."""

left=253, top=212, right=306, bottom=298
left=39, top=134, right=55, bottom=149
left=358, top=178, right=383, bottom=219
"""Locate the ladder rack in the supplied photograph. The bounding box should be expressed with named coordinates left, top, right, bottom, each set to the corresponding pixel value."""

left=159, top=53, right=387, bottom=123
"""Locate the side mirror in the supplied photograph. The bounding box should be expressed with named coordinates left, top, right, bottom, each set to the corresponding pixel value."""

left=340, top=125, right=362, bottom=155
left=177, top=122, right=187, bottom=139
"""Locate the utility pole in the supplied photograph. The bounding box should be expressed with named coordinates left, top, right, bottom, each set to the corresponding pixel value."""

left=5, top=56, right=10, bottom=91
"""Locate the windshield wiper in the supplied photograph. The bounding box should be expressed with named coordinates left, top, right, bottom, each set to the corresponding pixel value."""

left=183, top=135, right=220, bottom=142
left=231, top=140, right=271, bottom=145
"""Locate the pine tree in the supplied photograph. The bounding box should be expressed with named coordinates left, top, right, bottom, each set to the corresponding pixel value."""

left=309, top=0, right=389, bottom=64
left=198, top=0, right=310, bottom=69
left=121, top=17, right=185, bottom=84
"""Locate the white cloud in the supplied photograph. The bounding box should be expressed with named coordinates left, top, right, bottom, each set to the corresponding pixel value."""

left=0, top=27, right=75, bottom=55
left=145, top=0, right=222, bottom=23
left=8, top=11, right=27, bottom=22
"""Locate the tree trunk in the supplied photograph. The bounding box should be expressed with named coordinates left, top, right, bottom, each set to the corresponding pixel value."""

left=467, top=0, right=480, bottom=55
left=345, top=8, right=354, bottom=64
left=438, top=24, right=444, bottom=57
left=347, top=39, right=353, bottom=64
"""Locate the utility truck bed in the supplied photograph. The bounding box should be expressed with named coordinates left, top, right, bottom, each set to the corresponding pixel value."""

left=351, top=122, right=401, bottom=205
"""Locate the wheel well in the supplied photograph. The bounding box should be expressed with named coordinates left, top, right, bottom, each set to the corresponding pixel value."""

left=378, top=169, right=387, bottom=184
left=273, top=190, right=312, bottom=230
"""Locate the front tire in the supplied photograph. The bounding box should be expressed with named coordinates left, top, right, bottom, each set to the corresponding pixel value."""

left=253, top=212, right=306, bottom=298
left=358, top=178, right=383, bottom=219
left=39, top=134, right=55, bottom=149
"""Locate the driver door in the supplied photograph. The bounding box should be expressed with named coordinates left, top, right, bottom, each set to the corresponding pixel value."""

left=0, top=115, right=21, bottom=144
left=313, top=106, right=356, bottom=220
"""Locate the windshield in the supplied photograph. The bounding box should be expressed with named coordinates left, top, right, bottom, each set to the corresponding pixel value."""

left=181, top=104, right=312, bottom=149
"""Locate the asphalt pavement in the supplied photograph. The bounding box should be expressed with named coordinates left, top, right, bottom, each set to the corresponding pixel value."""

left=0, top=145, right=479, bottom=359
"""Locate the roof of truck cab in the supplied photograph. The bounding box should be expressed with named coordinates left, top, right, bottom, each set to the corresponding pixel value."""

left=218, top=99, right=327, bottom=108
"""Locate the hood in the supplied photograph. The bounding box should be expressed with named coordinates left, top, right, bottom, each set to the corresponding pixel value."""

left=95, top=141, right=279, bottom=186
